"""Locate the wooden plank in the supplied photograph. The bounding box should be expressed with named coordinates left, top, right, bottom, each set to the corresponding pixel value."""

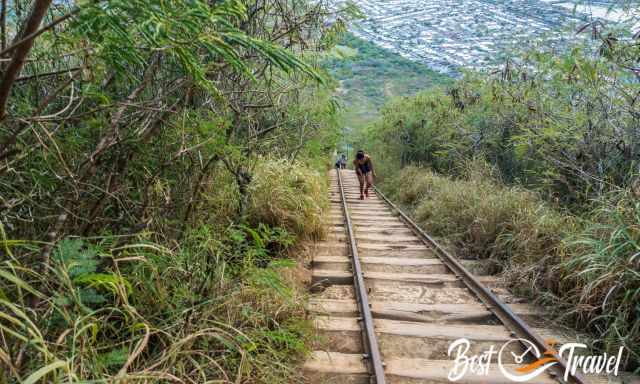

left=315, top=256, right=442, bottom=266
left=308, top=299, right=541, bottom=322
left=386, top=358, right=557, bottom=384
left=303, top=351, right=367, bottom=375
left=315, top=317, right=511, bottom=341
left=312, top=270, right=462, bottom=286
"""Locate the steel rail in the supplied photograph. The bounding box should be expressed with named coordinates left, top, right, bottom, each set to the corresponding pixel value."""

left=336, top=169, right=387, bottom=384
left=373, top=185, right=588, bottom=384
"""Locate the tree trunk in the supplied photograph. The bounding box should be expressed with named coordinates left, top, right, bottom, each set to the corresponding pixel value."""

left=0, top=0, right=53, bottom=120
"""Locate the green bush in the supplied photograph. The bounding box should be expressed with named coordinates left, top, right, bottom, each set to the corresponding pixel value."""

left=0, top=158, right=325, bottom=383
left=363, top=36, right=640, bottom=208
left=0, top=0, right=343, bottom=381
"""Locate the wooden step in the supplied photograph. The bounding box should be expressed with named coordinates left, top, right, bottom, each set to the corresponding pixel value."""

left=316, top=284, right=480, bottom=305
left=314, top=243, right=434, bottom=257
left=346, top=227, right=416, bottom=235
left=352, top=222, right=410, bottom=229
left=312, top=270, right=464, bottom=287
left=348, top=214, right=400, bottom=220
left=313, top=256, right=445, bottom=274
left=303, top=351, right=369, bottom=384
left=314, top=270, right=500, bottom=288
left=314, top=317, right=523, bottom=360
left=308, top=299, right=542, bottom=323
left=358, top=244, right=433, bottom=257
left=304, top=352, right=558, bottom=383
left=385, top=357, right=556, bottom=384
left=305, top=351, right=638, bottom=384
left=349, top=233, right=423, bottom=244
left=316, top=317, right=510, bottom=341
left=315, top=318, right=569, bottom=362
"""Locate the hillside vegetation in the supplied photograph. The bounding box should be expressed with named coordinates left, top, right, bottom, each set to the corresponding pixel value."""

left=363, top=23, right=640, bottom=370
left=0, top=0, right=346, bottom=382
left=324, top=33, right=452, bottom=129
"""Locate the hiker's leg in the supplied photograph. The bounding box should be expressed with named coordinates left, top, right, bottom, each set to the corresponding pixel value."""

left=365, top=172, right=373, bottom=196
left=357, top=173, right=365, bottom=199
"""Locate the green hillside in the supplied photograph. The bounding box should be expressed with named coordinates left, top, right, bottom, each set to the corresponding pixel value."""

left=324, top=33, right=452, bottom=129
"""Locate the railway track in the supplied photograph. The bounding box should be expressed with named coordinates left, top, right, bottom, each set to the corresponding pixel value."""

left=302, top=169, right=616, bottom=384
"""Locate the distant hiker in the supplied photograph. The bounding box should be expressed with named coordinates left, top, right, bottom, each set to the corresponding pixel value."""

left=353, top=150, right=375, bottom=199
left=340, top=153, right=347, bottom=169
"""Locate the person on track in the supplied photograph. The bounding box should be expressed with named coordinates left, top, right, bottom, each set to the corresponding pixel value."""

left=334, top=153, right=344, bottom=169
left=353, top=150, right=375, bottom=200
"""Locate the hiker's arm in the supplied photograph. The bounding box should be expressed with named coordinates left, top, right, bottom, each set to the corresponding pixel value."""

left=353, top=160, right=362, bottom=175
left=369, top=158, right=376, bottom=178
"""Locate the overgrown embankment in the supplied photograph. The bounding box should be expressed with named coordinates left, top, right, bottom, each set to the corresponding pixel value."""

left=0, top=0, right=346, bottom=382
left=3, top=158, right=328, bottom=383
left=381, top=165, right=639, bottom=371
left=363, top=25, right=640, bottom=370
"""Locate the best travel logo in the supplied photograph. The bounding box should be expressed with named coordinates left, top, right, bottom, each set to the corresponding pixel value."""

left=447, top=338, right=625, bottom=382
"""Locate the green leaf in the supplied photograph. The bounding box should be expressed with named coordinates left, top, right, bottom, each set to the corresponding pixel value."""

left=23, top=360, right=67, bottom=384
left=79, top=287, right=107, bottom=305
left=98, top=347, right=128, bottom=369
left=52, top=239, right=99, bottom=278
left=73, top=273, right=132, bottom=296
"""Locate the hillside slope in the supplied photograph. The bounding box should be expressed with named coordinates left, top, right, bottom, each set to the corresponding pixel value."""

left=325, top=33, right=452, bottom=129
left=361, top=25, right=640, bottom=370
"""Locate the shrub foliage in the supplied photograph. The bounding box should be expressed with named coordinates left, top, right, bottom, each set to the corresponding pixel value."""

left=365, top=23, right=640, bottom=370
left=0, top=0, right=347, bottom=381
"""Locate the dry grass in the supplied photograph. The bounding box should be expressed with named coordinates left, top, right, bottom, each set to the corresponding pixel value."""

left=558, top=192, right=640, bottom=369
left=380, top=163, right=639, bottom=370
left=248, top=158, right=328, bottom=240
left=383, top=164, right=570, bottom=263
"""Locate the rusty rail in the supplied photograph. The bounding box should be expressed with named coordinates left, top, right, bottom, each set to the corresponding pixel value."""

left=336, top=169, right=386, bottom=384
left=373, top=185, right=587, bottom=384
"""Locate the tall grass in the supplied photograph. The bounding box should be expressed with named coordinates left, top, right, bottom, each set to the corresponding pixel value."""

left=381, top=164, right=570, bottom=262
left=380, top=164, right=639, bottom=370
left=0, top=158, right=325, bottom=383
left=560, top=193, right=640, bottom=369
left=247, top=159, right=327, bottom=241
